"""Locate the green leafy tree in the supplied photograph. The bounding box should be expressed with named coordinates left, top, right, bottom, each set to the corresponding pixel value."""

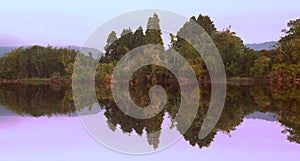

left=250, top=56, right=272, bottom=78
left=269, top=18, right=300, bottom=85
left=195, top=14, right=217, bottom=36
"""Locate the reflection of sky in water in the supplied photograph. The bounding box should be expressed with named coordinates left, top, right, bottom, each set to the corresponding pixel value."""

left=1, top=116, right=299, bottom=161
left=78, top=109, right=181, bottom=153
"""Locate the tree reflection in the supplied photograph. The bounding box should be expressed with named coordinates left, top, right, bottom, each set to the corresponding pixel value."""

left=0, top=84, right=75, bottom=117
left=0, top=82, right=299, bottom=148
left=251, top=86, right=300, bottom=144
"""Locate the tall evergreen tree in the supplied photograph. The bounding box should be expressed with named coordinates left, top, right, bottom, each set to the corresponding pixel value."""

left=104, top=31, right=117, bottom=51
left=145, top=13, right=163, bottom=46
left=133, top=26, right=145, bottom=48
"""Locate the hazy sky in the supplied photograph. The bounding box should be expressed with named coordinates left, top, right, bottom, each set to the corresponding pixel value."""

left=0, top=0, right=299, bottom=46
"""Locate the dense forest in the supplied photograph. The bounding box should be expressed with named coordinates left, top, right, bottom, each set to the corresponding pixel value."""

left=0, top=13, right=299, bottom=86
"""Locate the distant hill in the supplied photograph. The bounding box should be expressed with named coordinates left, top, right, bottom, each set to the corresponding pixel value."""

left=0, top=47, right=17, bottom=57
left=0, top=42, right=280, bottom=57
left=245, top=41, right=277, bottom=51
left=0, top=105, right=18, bottom=117
left=246, top=112, right=278, bottom=122
left=0, top=105, right=79, bottom=117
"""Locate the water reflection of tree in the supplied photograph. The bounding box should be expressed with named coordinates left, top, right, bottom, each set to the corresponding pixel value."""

left=98, top=72, right=179, bottom=149
left=181, top=86, right=258, bottom=148
left=0, top=84, right=75, bottom=117
left=1, top=83, right=300, bottom=148
left=251, top=86, right=300, bottom=144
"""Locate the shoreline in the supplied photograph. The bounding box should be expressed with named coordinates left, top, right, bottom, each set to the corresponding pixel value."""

left=0, top=77, right=287, bottom=86
left=0, top=78, right=72, bottom=85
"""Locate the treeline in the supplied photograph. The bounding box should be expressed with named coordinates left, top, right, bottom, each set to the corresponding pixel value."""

left=250, top=18, right=300, bottom=86
left=0, top=13, right=299, bottom=86
left=0, top=46, right=77, bottom=80
left=98, top=13, right=259, bottom=82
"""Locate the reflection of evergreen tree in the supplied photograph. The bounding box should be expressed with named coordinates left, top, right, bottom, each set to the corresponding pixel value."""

left=145, top=13, right=163, bottom=46
left=147, top=130, right=161, bottom=150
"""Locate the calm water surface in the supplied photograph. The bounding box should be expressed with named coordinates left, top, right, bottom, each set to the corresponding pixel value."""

left=0, top=84, right=299, bottom=161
